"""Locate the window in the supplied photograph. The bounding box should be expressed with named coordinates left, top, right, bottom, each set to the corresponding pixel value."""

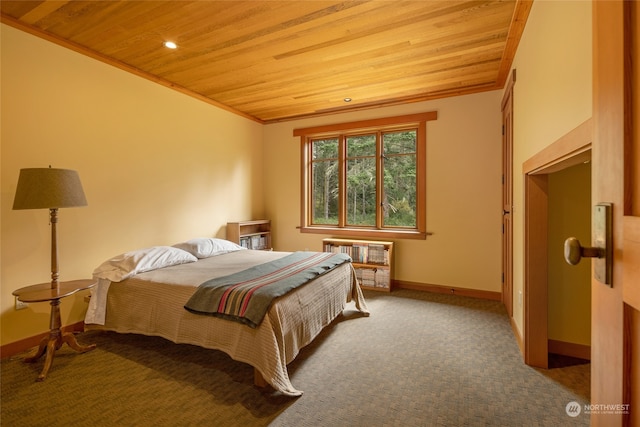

left=295, top=112, right=437, bottom=239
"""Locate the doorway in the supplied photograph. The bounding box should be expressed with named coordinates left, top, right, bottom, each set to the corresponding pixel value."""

left=546, top=162, right=592, bottom=362
left=522, top=119, right=592, bottom=368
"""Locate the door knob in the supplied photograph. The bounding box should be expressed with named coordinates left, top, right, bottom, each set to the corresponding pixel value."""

left=564, top=237, right=604, bottom=265
left=563, top=203, right=613, bottom=286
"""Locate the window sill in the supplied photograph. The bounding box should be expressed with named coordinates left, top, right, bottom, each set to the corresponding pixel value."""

left=299, top=226, right=429, bottom=240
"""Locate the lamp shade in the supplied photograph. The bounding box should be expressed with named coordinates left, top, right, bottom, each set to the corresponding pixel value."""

left=13, top=168, right=88, bottom=210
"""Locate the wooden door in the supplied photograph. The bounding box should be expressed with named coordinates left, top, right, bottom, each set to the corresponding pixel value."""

left=501, top=70, right=515, bottom=317
left=592, top=1, right=639, bottom=425
left=622, top=1, right=640, bottom=424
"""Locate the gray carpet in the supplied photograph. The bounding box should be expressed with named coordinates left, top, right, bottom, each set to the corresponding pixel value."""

left=1, top=289, right=590, bottom=426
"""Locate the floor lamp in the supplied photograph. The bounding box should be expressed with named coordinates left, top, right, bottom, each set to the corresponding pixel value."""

left=13, top=167, right=95, bottom=381
left=13, top=167, right=88, bottom=289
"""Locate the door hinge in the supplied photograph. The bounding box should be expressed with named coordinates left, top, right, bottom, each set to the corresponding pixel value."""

left=502, top=124, right=505, bottom=135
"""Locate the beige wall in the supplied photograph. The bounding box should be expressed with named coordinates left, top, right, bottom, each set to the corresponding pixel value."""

left=263, top=90, right=503, bottom=293
left=508, top=1, right=592, bottom=338
left=0, top=25, right=264, bottom=345
left=548, top=162, right=592, bottom=346
left=1, top=0, right=593, bottom=349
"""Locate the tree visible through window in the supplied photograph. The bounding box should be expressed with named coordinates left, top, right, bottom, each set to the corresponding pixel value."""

left=382, top=131, right=417, bottom=227
left=312, top=138, right=339, bottom=224
left=296, top=112, right=437, bottom=239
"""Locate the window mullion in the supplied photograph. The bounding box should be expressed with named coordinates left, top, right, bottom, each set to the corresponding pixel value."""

left=338, top=134, right=347, bottom=227
left=376, top=131, right=384, bottom=229
left=302, top=137, right=312, bottom=228
left=416, top=121, right=427, bottom=234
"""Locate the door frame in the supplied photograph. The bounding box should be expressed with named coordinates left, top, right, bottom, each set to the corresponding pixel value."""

left=501, top=70, right=515, bottom=318
left=522, top=119, right=592, bottom=368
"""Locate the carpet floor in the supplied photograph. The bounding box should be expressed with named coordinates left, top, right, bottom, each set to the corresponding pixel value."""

left=1, top=289, right=590, bottom=426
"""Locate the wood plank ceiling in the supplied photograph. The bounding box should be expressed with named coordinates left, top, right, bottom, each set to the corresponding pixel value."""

left=1, top=1, right=531, bottom=123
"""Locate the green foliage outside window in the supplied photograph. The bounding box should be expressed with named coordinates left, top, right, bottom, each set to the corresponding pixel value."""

left=298, top=111, right=435, bottom=238
left=312, top=138, right=339, bottom=225
left=311, top=130, right=417, bottom=229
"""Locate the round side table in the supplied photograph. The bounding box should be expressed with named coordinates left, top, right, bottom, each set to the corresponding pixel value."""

left=12, top=279, right=97, bottom=381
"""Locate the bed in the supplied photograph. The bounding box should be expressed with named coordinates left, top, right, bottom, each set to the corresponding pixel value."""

left=84, top=238, right=369, bottom=396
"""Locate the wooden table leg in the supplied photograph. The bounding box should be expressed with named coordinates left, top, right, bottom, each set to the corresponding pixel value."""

left=37, top=337, right=59, bottom=382
left=22, top=298, right=96, bottom=381
left=62, top=332, right=96, bottom=353
left=23, top=336, right=49, bottom=364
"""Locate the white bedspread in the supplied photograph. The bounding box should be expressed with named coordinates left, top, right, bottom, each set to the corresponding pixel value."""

left=85, top=250, right=369, bottom=396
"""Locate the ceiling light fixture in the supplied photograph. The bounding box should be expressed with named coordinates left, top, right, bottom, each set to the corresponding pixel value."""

left=164, top=41, right=177, bottom=49
left=344, top=98, right=352, bottom=102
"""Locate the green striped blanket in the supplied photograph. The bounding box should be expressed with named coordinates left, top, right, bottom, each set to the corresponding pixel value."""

left=184, top=251, right=352, bottom=328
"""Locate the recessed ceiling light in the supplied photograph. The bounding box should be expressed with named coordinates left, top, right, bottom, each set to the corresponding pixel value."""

left=164, top=41, right=177, bottom=49
left=344, top=98, right=352, bottom=102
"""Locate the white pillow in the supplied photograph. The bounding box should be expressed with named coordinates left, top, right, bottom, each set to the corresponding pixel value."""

left=173, top=237, right=246, bottom=259
left=93, top=246, right=197, bottom=282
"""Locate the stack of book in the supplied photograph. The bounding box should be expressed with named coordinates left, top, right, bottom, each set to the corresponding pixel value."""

left=367, top=244, right=386, bottom=264
left=374, top=268, right=390, bottom=288
left=323, top=242, right=389, bottom=265
left=240, top=235, right=268, bottom=250
left=356, top=268, right=376, bottom=288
